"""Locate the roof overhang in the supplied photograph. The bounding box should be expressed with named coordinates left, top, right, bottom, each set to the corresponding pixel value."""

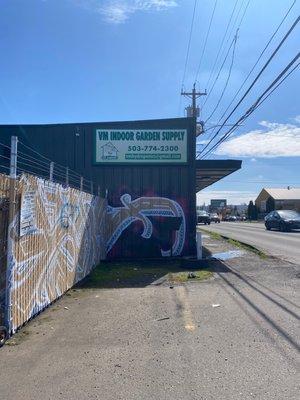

left=196, top=159, right=242, bottom=192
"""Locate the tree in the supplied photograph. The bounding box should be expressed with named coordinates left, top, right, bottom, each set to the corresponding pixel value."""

left=253, top=204, right=258, bottom=220
left=247, top=201, right=258, bottom=220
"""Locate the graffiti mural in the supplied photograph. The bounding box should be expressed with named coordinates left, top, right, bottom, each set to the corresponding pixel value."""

left=3, top=174, right=190, bottom=333
left=106, top=193, right=186, bottom=257
left=7, top=174, right=107, bottom=333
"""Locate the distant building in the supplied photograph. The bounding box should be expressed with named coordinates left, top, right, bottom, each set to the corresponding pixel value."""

left=255, top=188, right=300, bottom=213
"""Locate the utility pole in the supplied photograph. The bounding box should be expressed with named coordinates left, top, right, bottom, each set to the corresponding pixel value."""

left=181, top=83, right=206, bottom=135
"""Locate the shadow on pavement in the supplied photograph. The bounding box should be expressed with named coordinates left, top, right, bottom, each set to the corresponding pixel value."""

left=216, top=269, right=300, bottom=352
left=77, top=258, right=221, bottom=289
left=77, top=260, right=181, bottom=289
left=204, top=245, right=300, bottom=353
left=76, top=246, right=231, bottom=289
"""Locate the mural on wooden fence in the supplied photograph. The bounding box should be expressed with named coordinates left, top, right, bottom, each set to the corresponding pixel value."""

left=1, top=174, right=188, bottom=334
left=7, top=174, right=107, bottom=333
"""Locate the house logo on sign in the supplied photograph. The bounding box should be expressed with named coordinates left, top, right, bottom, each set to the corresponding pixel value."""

left=101, top=142, right=119, bottom=160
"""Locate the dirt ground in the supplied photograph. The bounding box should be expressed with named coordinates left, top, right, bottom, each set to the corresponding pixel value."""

left=0, top=233, right=299, bottom=400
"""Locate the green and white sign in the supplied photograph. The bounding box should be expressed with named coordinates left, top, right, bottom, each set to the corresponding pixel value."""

left=94, top=129, right=188, bottom=164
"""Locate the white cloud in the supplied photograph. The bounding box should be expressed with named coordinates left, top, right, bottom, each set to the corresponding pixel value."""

left=72, top=0, right=177, bottom=23
left=293, top=115, right=300, bottom=123
left=215, top=119, right=300, bottom=158
left=197, top=190, right=256, bottom=206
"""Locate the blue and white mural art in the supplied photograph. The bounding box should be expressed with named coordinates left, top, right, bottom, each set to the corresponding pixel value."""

left=6, top=174, right=107, bottom=333
left=4, top=174, right=188, bottom=333
left=106, top=193, right=186, bottom=258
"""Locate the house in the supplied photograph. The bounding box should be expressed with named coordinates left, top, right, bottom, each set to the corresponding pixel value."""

left=101, top=142, right=118, bottom=160
left=255, top=187, right=300, bottom=213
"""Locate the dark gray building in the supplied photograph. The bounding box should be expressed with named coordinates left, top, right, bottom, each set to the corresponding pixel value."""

left=0, top=117, right=241, bottom=259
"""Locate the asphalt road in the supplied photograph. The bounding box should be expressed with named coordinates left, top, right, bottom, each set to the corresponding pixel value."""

left=201, top=221, right=300, bottom=264
left=1, top=236, right=299, bottom=400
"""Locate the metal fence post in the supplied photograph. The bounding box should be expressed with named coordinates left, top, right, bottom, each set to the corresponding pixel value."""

left=97, top=186, right=100, bottom=196
left=80, top=177, right=83, bottom=192
left=91, top=181, right=93, bottom=195
left=49, top=162, right=54, bottom=182
left=5, top=135, right=18, bottom=335
left=66, top=167, right=69, bottom=186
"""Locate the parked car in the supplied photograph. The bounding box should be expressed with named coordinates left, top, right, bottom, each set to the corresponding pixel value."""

left=197, top=210, right=211, bottom=225
left=228, top=215, right=237, bottom=222
left=210, top=213, right=220, bottom=223
left=265, top=210, right=300, bottom=232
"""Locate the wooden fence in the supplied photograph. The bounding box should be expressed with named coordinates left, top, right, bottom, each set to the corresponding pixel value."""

left=1, top=173, right=107, bottom=335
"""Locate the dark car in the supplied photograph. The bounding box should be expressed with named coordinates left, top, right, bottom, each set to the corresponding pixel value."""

left=197, top=210, right=211, bottom=225
left=210, top=213, right=220, bottom=223
left=228, top=215, right=237, bottom=222
left=265, top=210, right=300, bottom=232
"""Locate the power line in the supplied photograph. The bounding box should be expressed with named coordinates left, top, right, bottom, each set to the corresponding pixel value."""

left=199, top=15, right=300, bottom=157
left=201, top=36, right=236, bottom=110
left=217, top=0, right=297, bottom=125
left=194, top=0, right=218, bottom=84
left=237, top=0, right=252, bottom=30
left=202, top=0, right=251, bottom=112
left=177, top=0, right=198, bottom=116
left=204, top=30, right=239, bottom=124
left=253, top=60, right=300, bottom=107
left=204, top=0, right=239, bottom=92
left=202, top=58, right=300, bottom=158
left=181, top=0, right=198, bottom=88
left=201, top=53, right=300, bottom=158
left=201, top=61, right=300, bottom=159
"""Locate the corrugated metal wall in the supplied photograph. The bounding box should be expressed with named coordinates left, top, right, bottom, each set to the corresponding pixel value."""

left=0, top=117, right=197, bottom=258
left=6, top=173, right=107, bottom=334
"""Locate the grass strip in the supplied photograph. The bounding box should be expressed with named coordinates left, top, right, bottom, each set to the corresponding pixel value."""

left=199, top=228, right=268, bottom=259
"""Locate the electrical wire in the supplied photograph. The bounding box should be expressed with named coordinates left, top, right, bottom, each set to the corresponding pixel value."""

left=201, top=53, right=300, bottom=158
left=200, top=60, right=300, bottom=160
left=204, top=30, right=239, bottom=124
left=201, top=0, right=251, bottom=114
left=194, top=0, right=218, bottom=83
left=217, top=0, right=297, bottom=126
left=181, top=0, right=198, bottom=88
left=204, top=0, right=239, bottom=91
left=252, top=60, right=300, bottom=107
left=202, top=36, right=236, bottom=110
left=177, top=0, right=198, bottom=116
left=199, top=15, right=300, bottom=157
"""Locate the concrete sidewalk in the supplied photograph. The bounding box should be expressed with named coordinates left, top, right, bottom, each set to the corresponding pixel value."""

left=1, top=235, right=299, bottom=400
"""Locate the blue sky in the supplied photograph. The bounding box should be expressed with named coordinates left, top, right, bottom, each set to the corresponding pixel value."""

left=0, top=0, right=299, bottom=204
